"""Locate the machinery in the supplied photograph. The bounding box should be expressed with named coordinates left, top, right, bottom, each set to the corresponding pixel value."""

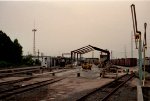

left=82, top=61, right=92, bottom=70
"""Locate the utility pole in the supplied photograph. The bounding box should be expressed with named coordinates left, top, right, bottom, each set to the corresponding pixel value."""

left=111, top=50, right=113, bottom=59
left=37, top=49, right=40, bottom=61
left=124, top=45, right=127, bottom=59
left=32, top=22, right=37, bottom=56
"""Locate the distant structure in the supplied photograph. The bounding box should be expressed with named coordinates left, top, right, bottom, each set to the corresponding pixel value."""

left=124, top=45, right=127, bottom=58
left=32, top=23, right=37, bottom=56
left=62, top=53, right=71, bottom=57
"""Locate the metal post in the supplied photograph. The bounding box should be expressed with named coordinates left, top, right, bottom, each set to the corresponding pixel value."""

left=71, top=52, right=73, bottom=63
left=111, top=50, right=113, bottom=59
left=125, top=45, right=127, bottom=59
left=143, top=46, right=146, bottom=86
left=139, top=34, right=143, bottom=85
left=74, top=53, right=76, bottom=62
left=54, top=58, right=56, bottom=67
left=80, top=54, right=81, bottom=61
left=77, top=53, right=78, bottom=65
left=77, top=53, right=78, bottom=61
left=143, top=23, right=147, bottom=86
left=37, top=49, right=39, bottom=61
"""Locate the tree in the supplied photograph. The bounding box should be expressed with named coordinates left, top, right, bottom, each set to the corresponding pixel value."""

left=0, top=31, right=23, bottom=66
left=13, top=39, right=22, bottom=64
left=22, top=55, right=35, bottom=66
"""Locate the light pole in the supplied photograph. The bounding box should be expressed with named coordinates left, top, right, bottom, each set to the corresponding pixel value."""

left=32, top=28, right=37, bottom=56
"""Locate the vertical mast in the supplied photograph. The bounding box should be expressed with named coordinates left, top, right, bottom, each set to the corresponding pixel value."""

left=32, top=21, right=37, bottom=56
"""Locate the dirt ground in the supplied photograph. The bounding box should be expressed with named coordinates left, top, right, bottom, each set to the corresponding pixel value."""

left=3, top=65, right=133, bottom=101
left=12, top=66, right=127, bottom=101
left=13, top=76, right=114, bottom=101
left=43, top=77, right=114, bottom=101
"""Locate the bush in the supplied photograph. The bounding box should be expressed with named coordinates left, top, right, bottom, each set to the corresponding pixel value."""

left=0, top=61, right=12, bottom=67
left=35, top=59, right=41, bottom=65
left=22, top=55, right=34, bottom=66
left=22, top=55, right=41, bottom=66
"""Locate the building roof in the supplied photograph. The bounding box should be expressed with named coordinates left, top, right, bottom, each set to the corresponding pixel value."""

left=71, top=45, right=109, bottom=54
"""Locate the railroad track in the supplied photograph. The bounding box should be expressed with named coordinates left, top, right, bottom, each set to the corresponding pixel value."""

left=77, top=74, right=135, bottom=101
left=0, top=68, right=72, bottom=100
left=0, top=68, right=71, bottom=87
left=0, top=76, right=37, bottom=95
left=0, top=76, right=36, bottom=86
left=0, top=77, right=64, bottom=100
left=0, top=66, right=72, bottom=78
left=0, top=66, right=41, bottom=77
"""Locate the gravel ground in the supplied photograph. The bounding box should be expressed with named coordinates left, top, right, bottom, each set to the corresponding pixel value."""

left=107, top=77, right=138, bottom=101
left=3, top=66, right=129, bottom=101
left=11, top=77, right=114, bottom=101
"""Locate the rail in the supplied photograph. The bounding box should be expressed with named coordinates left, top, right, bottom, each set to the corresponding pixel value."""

left=0, top=77, right=64, bottom=100
left=77, top=74, right=134, bottom=101
left=0, top=67, right=41, bottom=77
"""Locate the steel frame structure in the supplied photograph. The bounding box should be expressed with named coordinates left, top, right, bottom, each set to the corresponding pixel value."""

left=71, top=45, right=110, bottom=64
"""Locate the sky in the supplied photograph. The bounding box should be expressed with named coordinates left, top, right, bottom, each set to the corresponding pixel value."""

left=0, top=0, right=150, bottom=58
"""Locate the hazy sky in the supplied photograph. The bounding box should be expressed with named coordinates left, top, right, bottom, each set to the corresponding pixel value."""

left=0, top=0, right=150, bottom=58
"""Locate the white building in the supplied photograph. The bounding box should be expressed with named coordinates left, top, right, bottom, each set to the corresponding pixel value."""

left=41, top=56, right=56, bottom=68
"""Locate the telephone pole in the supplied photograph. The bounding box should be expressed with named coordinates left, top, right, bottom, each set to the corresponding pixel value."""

left=124, top=45, right=127, bottom=59
left=37, top=49, right=40, bottom=61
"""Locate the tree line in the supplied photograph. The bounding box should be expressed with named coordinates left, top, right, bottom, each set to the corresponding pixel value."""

left=0, top=30, right=40, bottom=67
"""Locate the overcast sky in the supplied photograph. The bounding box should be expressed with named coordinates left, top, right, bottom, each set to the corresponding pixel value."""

left=0, top=0, right=150, bottom=58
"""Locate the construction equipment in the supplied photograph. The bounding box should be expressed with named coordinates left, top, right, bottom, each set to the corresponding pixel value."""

left=82, top=62, right=92, bottom=70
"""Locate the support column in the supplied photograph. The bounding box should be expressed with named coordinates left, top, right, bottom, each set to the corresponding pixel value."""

left=143, top=46, right=146, bottom=86
left=80, top=54, right=81, bottom=61
left=138, top=34, right=143, bottom=85
left=74, top=53, right=76, bottom=62
left=77, top=53, right=79, bottom=66
left=71, top=52, right=73, bottom=62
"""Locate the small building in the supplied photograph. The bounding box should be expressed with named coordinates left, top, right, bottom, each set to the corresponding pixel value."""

left=41, top=56, right=56, bottom=68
